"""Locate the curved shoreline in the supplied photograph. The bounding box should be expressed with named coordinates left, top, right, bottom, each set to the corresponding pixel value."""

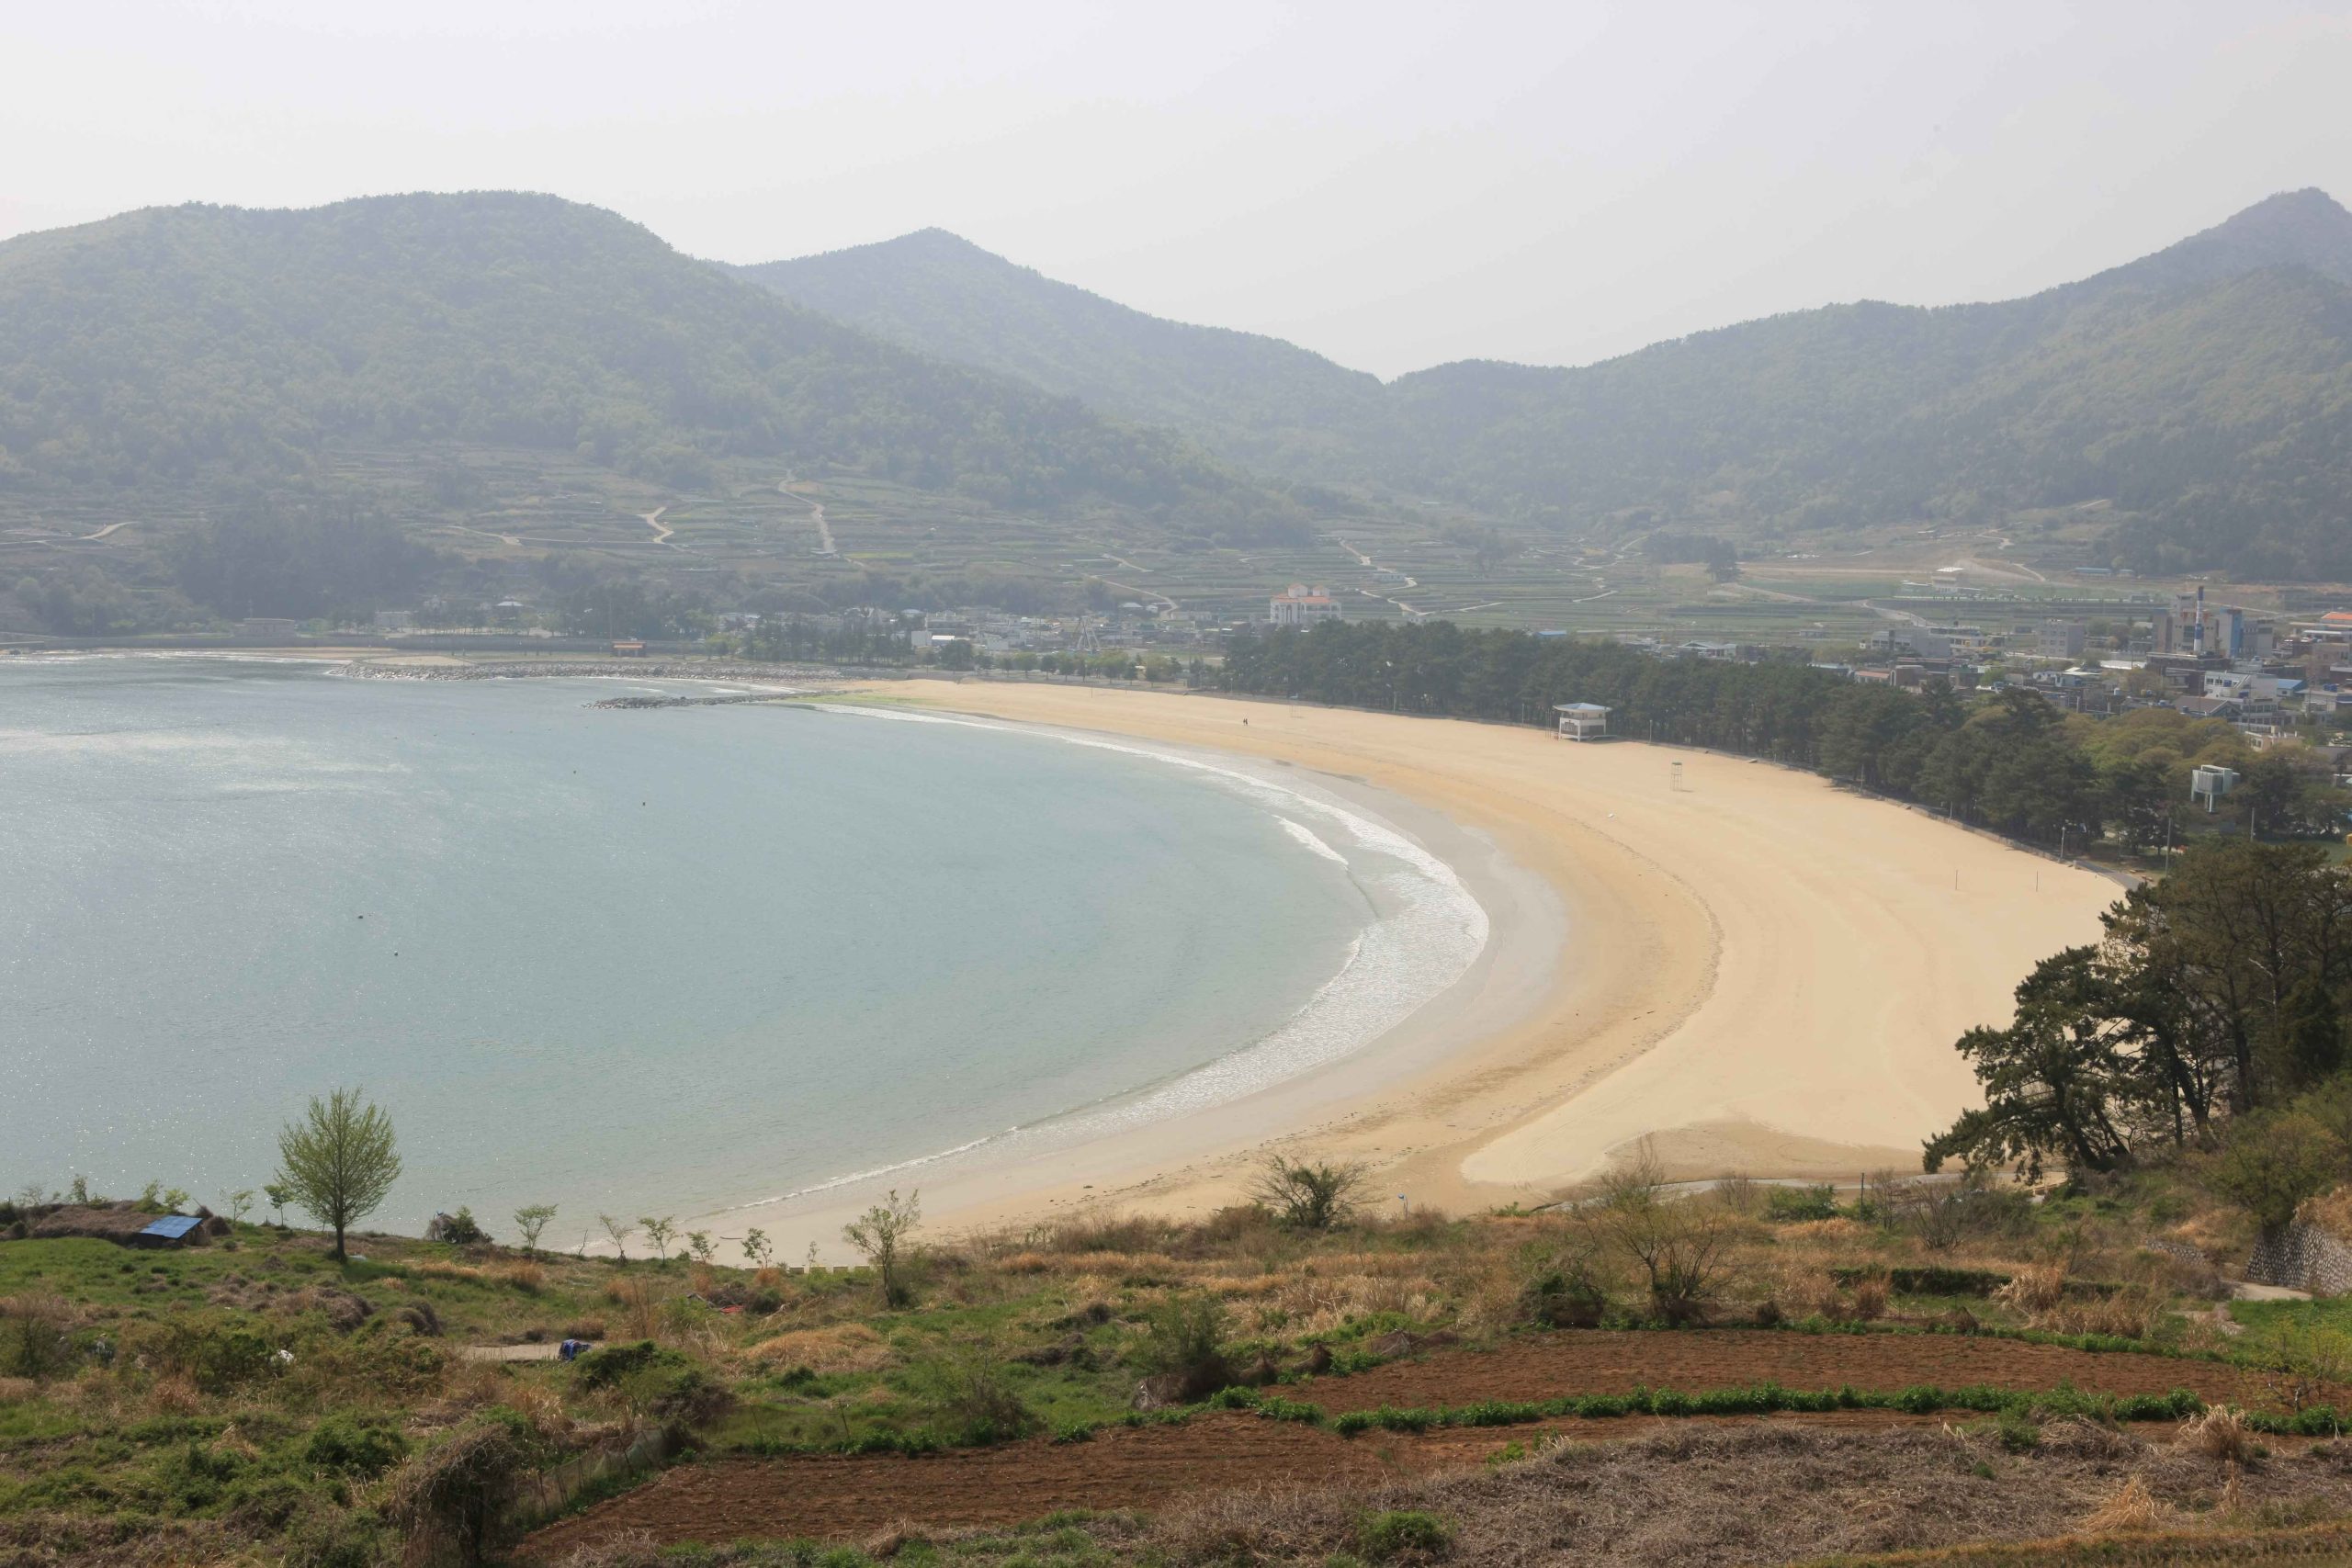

left=691, top=680, right=2119, bottom=1257
left=697, top=701, right=1501, bottom=1217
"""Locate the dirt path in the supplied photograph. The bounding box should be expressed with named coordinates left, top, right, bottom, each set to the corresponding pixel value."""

left=1333, top=532, right=1426, bottom=616
left=78, top=521, right=133, bottom=541
left=640, top=506, right=673, bottom=547
left=779, top=479, right=837, bottom=557
left=1099, top=571, right=1175, bottom=613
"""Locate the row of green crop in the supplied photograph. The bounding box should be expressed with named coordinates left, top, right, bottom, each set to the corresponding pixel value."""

left=1203, top=1381, right=2350, bottom=1438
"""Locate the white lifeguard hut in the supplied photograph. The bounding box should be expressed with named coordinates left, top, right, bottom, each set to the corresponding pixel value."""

left=2190, top=764, right=2239, bottom=814
left=1555, top=702, right=1611, bottom=741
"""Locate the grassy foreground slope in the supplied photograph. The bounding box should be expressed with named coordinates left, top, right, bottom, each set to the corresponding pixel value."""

left=6, top=1157, right=2352, bottom=1567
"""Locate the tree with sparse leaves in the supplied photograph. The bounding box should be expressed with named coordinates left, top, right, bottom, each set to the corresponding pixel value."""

left=843, top=1190, right=922, bottom=1307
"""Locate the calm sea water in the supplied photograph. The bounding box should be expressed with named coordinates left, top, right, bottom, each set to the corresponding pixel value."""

left=1, top=659, right=1473, bottom=1243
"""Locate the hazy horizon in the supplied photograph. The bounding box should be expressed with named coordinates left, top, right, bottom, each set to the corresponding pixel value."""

left=6, top=2, right=2352, bottom=377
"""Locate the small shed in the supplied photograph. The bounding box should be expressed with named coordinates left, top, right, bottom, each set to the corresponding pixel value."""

left=129, top=1214, right=207, bottom=1250
left=1555, top=703, right=1611, bottom=742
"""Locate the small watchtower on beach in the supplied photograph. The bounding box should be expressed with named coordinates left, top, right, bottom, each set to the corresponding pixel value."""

left=1555, top=703, right=1611, bottom=741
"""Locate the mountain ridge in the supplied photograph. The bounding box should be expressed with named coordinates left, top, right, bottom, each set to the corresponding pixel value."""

left=744, top=189, right=2352, bottom=575
left=0, top=190, right=1298, bottom=538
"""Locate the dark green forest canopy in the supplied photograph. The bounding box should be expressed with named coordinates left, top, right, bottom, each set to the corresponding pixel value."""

left=0, top=192, right=1300, bottom=536
left=1215, top=619, right=2345, bottom=848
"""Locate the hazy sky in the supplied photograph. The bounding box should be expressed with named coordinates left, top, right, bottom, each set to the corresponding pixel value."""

left=8, top=1, right=2351, bottom=377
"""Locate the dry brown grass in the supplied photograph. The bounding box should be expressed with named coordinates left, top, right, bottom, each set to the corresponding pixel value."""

left=0, top=1375, right=39, bottom=1405
left=503, top=1380, right=576, bottom=1445
left=147, top=1373, right=200, bottom=1416
left=2182, top=1405, right=2256, bottom=1465
left=1996, top=1261, right=2069, bottom=1317
left=496, top=1260, right=546, bottom=1294
left=413, top=1259, right=484, bottom=1283
left=744, top=1323, right=896, bottom=1374
left=606, top=1276, right=666, bottom=1341
left=1267, top=1269, right=1442, bottom=1336
left=1778, top=1266, right=1849, bottom=1321
left=422, top=1358, right=513, bottom=1425
left=2078, top=1473, right=2167, bottom=1534
left=2042, top=1286, right=2163, bottom=1340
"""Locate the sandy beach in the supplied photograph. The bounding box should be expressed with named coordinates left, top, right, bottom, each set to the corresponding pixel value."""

left=683, top=679, right=2118, bottom=1255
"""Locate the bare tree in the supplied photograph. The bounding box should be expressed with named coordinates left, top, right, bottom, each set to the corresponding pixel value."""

left=1250, top=1154, right=1368, bottom=1230
left=598, top=1213, right=632, bottom=1264
left=1579, top=1141, right=1733, bottom=1325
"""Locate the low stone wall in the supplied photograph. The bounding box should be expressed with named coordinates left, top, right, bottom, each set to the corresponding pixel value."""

left=2246, top=1220, right=2352, bottom=1295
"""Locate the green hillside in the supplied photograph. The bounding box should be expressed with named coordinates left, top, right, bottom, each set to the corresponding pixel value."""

left=734, top=229, right=1389, bottom=479
left=745, top=190, right=2352, bottom=579
left=0, top=192, right=1285, bottom=530
left=1386, top=189, right=2352, bottom=575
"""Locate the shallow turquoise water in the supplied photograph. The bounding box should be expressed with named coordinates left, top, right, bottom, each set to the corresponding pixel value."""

left=0, top=659, right=1383, bottom=1240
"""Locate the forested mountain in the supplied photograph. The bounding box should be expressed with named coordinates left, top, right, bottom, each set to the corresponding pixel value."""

left=1384, top=188, right=2352, bottom=575
left=733, top=229, right=1387, bottom=478
left=746, top=191, right=2352, bottom=579
left=0, top=192, right=1291, bottom=531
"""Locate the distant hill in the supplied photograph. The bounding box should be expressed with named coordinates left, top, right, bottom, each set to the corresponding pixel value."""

left=734, top=230, right=1388, bottom=479
left=746, top=191, right=2352, bottom=579
left=0, top=193, right=1291, bottom=534
left=1384, top=188, right=2352, bottom=576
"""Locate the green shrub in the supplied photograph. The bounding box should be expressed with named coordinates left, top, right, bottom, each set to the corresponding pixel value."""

left=1763, top=1185, right=1838, bottom=1223
left=304, top=1416, right=409, bottom=1478
left=283, top=1506, right=385, bottom=1568
left=1135, top=1293, right=1235, bottom=1399
left=572, top=1339, right=673, bottom=1388
left=1358, top=1509, right=1451, bottom=1561
left=0, top=1292, right=73, bottom=1379
left=907, top=1347, right=1034, bottom=1445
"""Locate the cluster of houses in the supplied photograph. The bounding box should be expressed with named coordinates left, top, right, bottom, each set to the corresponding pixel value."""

left=1649, top=591, right=2352, bottom=751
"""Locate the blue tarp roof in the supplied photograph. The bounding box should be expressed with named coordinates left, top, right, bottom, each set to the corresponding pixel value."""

left=138, top=1214, right=203, bottom=1239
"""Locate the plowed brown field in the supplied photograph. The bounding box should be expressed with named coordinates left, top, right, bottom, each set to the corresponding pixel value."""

left=1300, top=1330, right=2295, bottom=1412
left=514, top=1332, right=2317, bottom=1560
left=514, top=1411, right=1942, bottom=1558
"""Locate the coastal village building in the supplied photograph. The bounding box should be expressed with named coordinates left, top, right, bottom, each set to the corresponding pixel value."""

left=1555, top=702, right=1611, bottom=741
left=2036, top=620, right=2088, bottom=659
left=1269, top=584, right=1341, bottom=628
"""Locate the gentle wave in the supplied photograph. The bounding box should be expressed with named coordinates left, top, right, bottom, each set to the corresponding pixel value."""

left=728, top=700, right=1492, bottom=1201
left=1278, top=818, right=1351, bottom=865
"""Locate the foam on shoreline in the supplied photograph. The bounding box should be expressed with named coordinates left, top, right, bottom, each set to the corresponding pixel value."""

left=713, top=702, right=1491, bottom=1212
